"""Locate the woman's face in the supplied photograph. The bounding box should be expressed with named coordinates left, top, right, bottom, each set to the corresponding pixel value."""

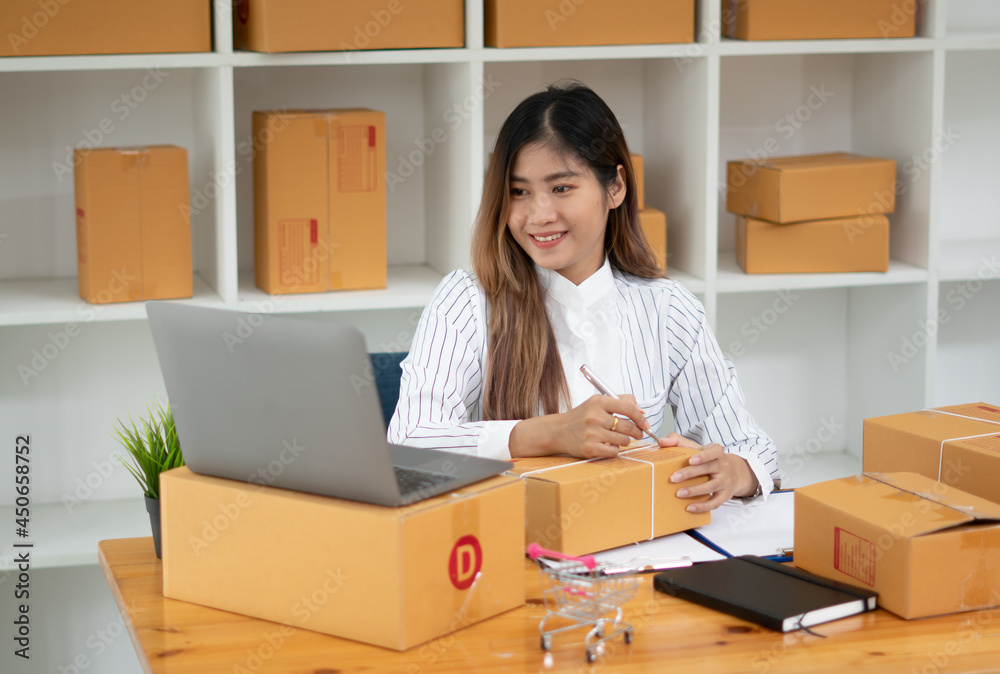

left=506, top=142, right=625, bottom=286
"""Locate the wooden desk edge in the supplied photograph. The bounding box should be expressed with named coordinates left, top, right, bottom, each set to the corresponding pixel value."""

left=98, top=538, right=155, bottom=674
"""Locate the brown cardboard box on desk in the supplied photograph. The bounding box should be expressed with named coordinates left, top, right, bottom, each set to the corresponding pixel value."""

left=0, top=0, right=210, bottom=56
left=795, top=472, right=1000, bottom=620
left=726, top=153, right=897, bottom=224
left=234, top=0, right=464, bottom=53
left=74, top=146, right=192, bottom=304
left=722, top=0, right=916, bottom=41
left=160, top=467, right=525, bottom=650
left=254, top=109, right=386, bottom=295
left=506, top=444, right=709, bottom=556
left=485, top=0, right=694, bottom=47
left=864, top=402, right=1000, bottom=505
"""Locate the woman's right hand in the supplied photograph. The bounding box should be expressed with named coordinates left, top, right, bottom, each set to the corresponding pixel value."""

left=508, top=394, right=652, bottom=459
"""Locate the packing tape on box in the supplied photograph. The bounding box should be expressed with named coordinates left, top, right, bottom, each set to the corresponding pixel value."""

left=921, top=409, right=1000, bottom=481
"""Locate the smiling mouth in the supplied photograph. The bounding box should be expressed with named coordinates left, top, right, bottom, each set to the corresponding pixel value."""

left=532, top=232, right=565, bottom=242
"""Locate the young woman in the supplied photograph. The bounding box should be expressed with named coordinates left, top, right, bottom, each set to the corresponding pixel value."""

left=388, top=83, right=778, bottom=512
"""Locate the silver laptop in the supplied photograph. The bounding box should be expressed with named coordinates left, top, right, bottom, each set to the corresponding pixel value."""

left=145, top=301, right=511, bottom=506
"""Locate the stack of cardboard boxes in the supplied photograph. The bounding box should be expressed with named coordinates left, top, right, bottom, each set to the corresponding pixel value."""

left=794, top=401, right=1000, bottom=620
left=726, top=152, right=896, bottom=274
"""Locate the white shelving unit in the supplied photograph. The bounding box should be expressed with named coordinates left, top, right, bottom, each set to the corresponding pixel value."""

left=2, top=0, right=1000, bottom=572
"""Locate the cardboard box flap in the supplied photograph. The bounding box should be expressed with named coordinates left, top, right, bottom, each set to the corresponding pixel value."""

left=863, top=473, right=1000, bottom=526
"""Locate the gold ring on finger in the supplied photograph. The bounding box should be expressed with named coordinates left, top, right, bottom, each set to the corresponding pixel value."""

left=610, top=417, right=619, bottom=432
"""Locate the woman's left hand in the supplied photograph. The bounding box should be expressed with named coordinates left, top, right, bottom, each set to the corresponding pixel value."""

left=659, top=433, right=759, bottom=512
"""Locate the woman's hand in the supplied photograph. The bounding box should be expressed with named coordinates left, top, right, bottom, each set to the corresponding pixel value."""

left=509, top=394, right=651, bottom=459
left=660, top=434, right=759, bottom=512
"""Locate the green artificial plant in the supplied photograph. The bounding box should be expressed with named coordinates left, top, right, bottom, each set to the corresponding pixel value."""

left=113, top=399, right=185, bottom=500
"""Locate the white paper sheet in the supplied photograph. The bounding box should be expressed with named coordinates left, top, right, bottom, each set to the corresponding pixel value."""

left=689, top=489, right=795, bottom=558
left=589, top=531, right=727, bottom=571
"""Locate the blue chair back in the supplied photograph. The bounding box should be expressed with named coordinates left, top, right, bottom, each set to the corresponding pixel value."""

left=369, top=352, right=407, bottom=430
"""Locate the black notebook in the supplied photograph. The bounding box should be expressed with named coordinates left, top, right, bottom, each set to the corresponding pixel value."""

left=653, top=555, right=877, bottom=632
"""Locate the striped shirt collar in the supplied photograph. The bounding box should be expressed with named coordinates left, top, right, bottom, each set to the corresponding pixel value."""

left=535, top=258, right=615, bottom=310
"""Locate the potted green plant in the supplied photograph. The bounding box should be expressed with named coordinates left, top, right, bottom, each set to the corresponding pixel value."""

left=113, top=399, right=184, bottom=559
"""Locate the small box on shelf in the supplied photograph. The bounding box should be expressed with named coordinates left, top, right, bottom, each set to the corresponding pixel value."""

left=0, top=0, right=210, bottom=57
left=640, top=207, right=667, bottom=272
left=631, top=153, right=645, bottom=210
left=485, top=0, right=693, bottom=48
left=726, top=153, right=897, bottom=224
left=233, top=0, right=464, bottom=53
left=74, top=146, right=193, bottom=304
left=735, top=214, right=889, bottom=274
left=254, top=109, right=387, bottom=295
left=722, top=0, right=916, bottom=41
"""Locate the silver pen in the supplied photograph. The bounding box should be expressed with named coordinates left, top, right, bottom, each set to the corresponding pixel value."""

left=579, top=364, right=660, bottom=445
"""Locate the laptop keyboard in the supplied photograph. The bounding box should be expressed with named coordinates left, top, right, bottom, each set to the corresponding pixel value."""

left=394, top=466, right=458, bottom=497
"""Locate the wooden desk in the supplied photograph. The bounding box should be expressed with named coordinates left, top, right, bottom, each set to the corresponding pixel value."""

left=100, top=537, right=1000, bottom=673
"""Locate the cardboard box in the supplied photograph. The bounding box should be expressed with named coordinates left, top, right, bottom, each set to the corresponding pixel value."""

left=1, top=0, right=209, bottom=57
left=722, top=0, right=916, bottom=41
left=254, top=109, right=387, bottom=294
left=727, top=153, right=897, bottom=224
left=631, top=154, right=645, bottom=210
left=506, top=445, right=709, bottom=555
left=864, top=403, right=1000, bottom=505
left=485, top=0, right=694, bottom=48
left=795, top=472, right=1000, bottom=619
left=161, top=466, right=525, bottom=650
left=234, top=0, right=464, bottom=52
left=640, top=207, right=667, bottom=272
left=735, top=213, right=889, bottom=274
left=74, top=146, right=192, bottom=304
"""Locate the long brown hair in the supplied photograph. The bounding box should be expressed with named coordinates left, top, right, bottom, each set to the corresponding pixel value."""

left=472, top=82, right=663, bottom=421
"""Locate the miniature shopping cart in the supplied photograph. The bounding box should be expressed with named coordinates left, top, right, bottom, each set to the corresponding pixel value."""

left=526, top=543, right=638, bottom=664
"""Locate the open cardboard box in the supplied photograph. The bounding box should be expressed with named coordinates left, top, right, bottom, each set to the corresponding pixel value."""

left=795, top=472, right=1000, bottom=619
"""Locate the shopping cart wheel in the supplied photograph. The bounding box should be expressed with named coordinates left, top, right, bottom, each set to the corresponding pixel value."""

left=624, top=628, right=634, bottom=644
left=595, top=622, right=604, bottom=638
left=586, top=648, right=597, bottom=664
left=541, top=634, right=552, bottom=651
